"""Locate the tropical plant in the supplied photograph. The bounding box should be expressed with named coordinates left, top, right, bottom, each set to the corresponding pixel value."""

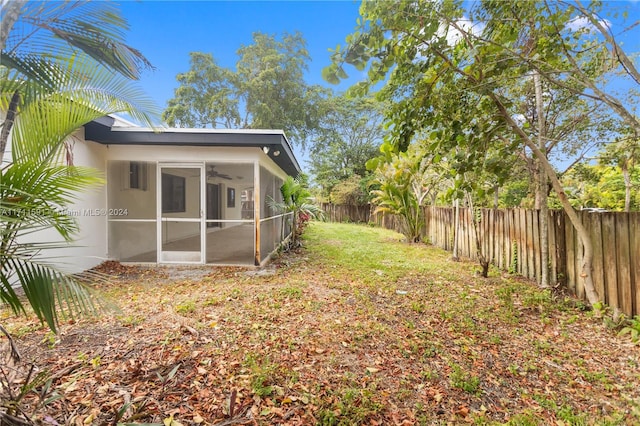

left=1, top=1, right=157, bottom=337
left=618, top=316, right=640, bottom=345
left=268, top=175, right=324, bottom=249
left=368, top=144, right=446, bottom=243
left=559, top=162, right=640, bottom=211
left=329, top=174, right=372, bottom=206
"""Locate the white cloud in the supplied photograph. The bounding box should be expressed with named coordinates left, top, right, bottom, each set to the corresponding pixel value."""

left=412, top=17, right=485, bottom=61
left=567, top=16, right=611, bottom=33
left=438, top=18, right=486, bottom=46
left=513, top=113, right=526, bottom=127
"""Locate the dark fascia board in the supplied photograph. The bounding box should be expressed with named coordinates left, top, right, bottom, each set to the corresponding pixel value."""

left=83, top=118, right=301, bottom=176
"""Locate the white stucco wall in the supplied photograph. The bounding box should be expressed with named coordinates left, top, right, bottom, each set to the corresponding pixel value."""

left=17, top=129, right=109, bottom=274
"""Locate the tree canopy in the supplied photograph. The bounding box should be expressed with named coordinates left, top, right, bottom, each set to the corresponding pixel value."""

left=163, top=32, right=325, bottom=147
left=324, top=0, right=640, bottom=305
left=309, top=95, right=385, bottom=202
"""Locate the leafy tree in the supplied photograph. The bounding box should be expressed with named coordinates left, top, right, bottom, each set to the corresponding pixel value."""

left=161, top=52, right=238, bottom=128
left=499, top=174, right=533, bottom=208
left=560, top=162, right=640, bottom=211
left=309, top=95, right=386, bottom=200
left=163, top=32, right=325, bottom=147
left=1, top=1, right=157, bottom=336
left=329, top=174, right=371, bottom=206
left=598, top=132, right=640, bottom=212
left=325, top=0, right=640, bottom=306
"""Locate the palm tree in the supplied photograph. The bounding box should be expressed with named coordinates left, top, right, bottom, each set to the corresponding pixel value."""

left=1, top=1, right=158, bottom=336
left=269, top=175, right=324, bottom=249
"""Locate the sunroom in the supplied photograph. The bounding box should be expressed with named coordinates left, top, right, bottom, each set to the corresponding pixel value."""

left=84, top=116, right=299, bottom=267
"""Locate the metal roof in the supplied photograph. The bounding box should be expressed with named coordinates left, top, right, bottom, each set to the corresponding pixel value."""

left=83, top=116, right=301, bottom=176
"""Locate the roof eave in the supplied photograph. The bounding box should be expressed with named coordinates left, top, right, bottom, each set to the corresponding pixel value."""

left=83, top=119, right=301, bottom=176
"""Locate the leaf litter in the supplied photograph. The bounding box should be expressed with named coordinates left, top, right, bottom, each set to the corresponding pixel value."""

left=1, top=222, right=639, bottom=425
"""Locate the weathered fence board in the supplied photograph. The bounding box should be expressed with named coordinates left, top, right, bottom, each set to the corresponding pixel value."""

left=321, top=203, right=639, bottom=317
left=589, top=212, right=606, bottom=306
left=555, top=211, right=567, bottom=288
left=495, top=210, right=507, bottom=269
left=565, top=214, right=577, bottom=296
left=526, top=210, right=535, bottom=282
left=631, top=212, right=640, bottom=317
left=548, top=210, right=557, bottom=286
left=532, top=210, right=540, bottom=285
left=616, top=213, right=633, bottom=315
left=518, top=209, right=527, bottom=277
left=601, top=213, right=619, bottom=310
left=575, top=212, right=586, bottom=301
left=508, top=210, right=516, bottom=273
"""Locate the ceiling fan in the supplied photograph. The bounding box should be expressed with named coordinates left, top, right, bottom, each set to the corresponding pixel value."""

left=207, top=165, right=232, bottom=180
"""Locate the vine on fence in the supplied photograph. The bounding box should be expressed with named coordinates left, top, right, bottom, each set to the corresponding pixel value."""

left=509, top=241, right=518, bottom=274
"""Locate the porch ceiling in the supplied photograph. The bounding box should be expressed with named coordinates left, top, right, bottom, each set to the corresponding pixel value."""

left=84, top=116, right=301, bottom=176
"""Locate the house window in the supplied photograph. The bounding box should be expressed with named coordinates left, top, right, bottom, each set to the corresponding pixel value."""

left=227, top=187, right=235, bottom=208
left=162, top=173, right=186, bottom=213
left=128, top=161, right=147, bottom=190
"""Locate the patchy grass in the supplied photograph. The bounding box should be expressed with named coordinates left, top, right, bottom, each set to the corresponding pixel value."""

left=2, top=221, right=639, bottom=425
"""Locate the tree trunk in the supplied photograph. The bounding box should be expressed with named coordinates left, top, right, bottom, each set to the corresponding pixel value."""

left=533, top=71, right=549, bottom=288
left=0, top=91, right=21, bottom=164
left=0, top=0, right=26, bottom=51
left=0, top=0, right=25, bottom=160
left=490, top=93, right=600, bottom=305
left=533, top=164, right=542, bottom=209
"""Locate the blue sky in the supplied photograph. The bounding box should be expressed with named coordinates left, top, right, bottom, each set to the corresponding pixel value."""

left=117, top=1, right=640, bottom=170
left=120, top=1, right=363, bottom=110
left=119, top=0, right=640, bottom=110
left=118, top=1, right=364, bottom=167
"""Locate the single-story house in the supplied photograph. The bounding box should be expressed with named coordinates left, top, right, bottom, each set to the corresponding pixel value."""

left=50, top=115, right=300, bottom=273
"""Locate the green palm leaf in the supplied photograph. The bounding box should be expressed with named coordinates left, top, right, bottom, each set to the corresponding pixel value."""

left=3, top=1, right=153, bottom=80
left=1, top=0, right=156, bottom=335
left=7, top=58, right=158, bottom=164
left=1, top=258, right=100, bottom=333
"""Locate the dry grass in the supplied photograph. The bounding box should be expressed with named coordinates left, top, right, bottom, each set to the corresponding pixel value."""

left=1, top=222, right=639, bottom=425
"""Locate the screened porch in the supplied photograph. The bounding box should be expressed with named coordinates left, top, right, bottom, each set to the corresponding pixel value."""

left=106, top=160, right=293, bottom=266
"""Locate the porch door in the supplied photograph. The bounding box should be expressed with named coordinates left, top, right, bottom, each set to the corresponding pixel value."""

left=158, top=164, right=204, bottom=263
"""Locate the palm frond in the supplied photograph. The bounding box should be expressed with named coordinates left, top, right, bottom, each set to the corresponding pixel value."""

left=1, top=258, right=100, bottom=333
left=10, top=74, right=158, bottom=163
left=0, top=268, right=26, bottom=317
left=0, top=52, right=67, bottom=91
left=6, top=1, right=153, bottom=80
left=1, top=0, right=149, bottom=334
left=299, top=202, right=325, bottom=220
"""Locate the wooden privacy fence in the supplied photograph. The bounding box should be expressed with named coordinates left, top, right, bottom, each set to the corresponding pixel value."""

left=320, top=203, right=372, bottom=224
left=320, top=203, right=640, bottom=317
